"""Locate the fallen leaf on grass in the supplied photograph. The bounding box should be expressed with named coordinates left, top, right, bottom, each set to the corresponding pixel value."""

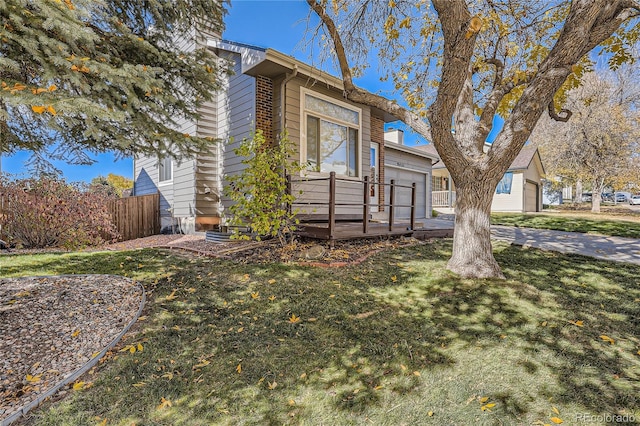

left=570, top=320, right=584, bottom=327
left=72, top=381, right=85, bottom=390
left=268, top=295, right=276, bottom=301
left=428, top=411, right=434, bottom=416
left=193, top=360, right=210, bottom=369
left=479, top=397, right=489, bottom=403
left=71, top=329, right=81, bottom=337
left=481, top=403, right=496, bottom=411
left=552, top=406, right=560, bottom=415
left=268, top=279, right=276, bottom=284
left=413, top=371, right=421, bottom=377
left=289, top=314, right=301, bottom=324
left=391, top=275, right=398, bottom=283
left=236, top=363, right=242, bottom=374
left=268, top=381, right=278, bottom=390
left=550, top=417, right=563, bottom=424
left=165, top=289, right=178, bottom=301
left=251, top=292, right=260, bottom=299
left=157, top=397, right=172, bottom=410
left=600, top=335, right=615, bottom=345
left=132, top=382, right=146, bottom=388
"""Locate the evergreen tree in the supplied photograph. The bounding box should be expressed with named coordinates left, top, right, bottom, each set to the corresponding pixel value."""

left=0, top=0, right=227, bottom=172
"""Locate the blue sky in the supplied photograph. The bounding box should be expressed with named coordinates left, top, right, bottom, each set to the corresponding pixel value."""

left=2, top=0, right=499, bottom=181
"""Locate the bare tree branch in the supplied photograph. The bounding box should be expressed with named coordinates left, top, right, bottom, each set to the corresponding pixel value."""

left=548, top=101, right=573, bottom=122
left=305, top=0, right=432, bottom=141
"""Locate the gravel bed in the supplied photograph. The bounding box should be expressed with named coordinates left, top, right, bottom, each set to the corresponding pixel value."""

left=0, top=275, right=142, bottom=423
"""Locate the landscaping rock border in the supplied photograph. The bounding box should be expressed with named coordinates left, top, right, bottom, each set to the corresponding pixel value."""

left=0, top=275, right=145, bottom=426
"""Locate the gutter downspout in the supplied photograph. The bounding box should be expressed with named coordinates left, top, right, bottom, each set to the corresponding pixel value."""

left=280, top=65, right=298, bottom=136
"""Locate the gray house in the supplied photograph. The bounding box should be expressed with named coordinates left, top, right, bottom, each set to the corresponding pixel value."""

left=133, top=37, right=436, bottom=233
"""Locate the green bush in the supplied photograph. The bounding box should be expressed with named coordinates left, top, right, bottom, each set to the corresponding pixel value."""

left=224, top=130, right=303, bottom=245
left=0, top=176, right=119, bottom=249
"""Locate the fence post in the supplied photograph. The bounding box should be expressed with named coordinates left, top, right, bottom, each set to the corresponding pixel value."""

left=389, top=179, right=395, bottom=232
left=410, top=182, right=416, bottom=230
left=328, top=171, right=336, bottom=244
left=363, top=176, right=370, bottom=234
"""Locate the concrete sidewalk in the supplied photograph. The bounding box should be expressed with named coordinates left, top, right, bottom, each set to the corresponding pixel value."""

left=491, top=225, right=640, bottom=265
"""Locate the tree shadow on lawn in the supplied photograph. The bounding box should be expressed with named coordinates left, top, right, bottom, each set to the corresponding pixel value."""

left=18, top=243, right=640, bottom=425
left=367, top=241, right=640, bottom=420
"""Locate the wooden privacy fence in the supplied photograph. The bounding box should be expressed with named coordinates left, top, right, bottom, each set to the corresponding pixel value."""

left=108, top=193, right=160, bottom=241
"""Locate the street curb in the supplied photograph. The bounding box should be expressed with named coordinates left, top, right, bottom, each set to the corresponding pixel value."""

left=1, top=274, right=146, bottom=426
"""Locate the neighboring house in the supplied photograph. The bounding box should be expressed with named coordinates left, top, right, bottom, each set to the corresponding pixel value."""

left=133, top=37, right=437, bottom=233
left=417, top=144, right=545, bottom=213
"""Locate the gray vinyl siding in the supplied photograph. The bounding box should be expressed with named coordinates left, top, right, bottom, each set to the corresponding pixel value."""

left=384, top=146, right=432, bottom=219
left=133, top=30, right=198, bottom=220
left=287, top=77, right=372, bottom=216
left=384, top=147, right=430, bottom=172
left=220, top=51, right=256, bottom=211
left=194, top=94, right=222, bottom=217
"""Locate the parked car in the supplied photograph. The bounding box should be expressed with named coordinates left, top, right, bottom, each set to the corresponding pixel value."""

left=615, top=192, right=631, bottom=203
left=630, top=195, right=640, bottom=205
left=602, top=192, right=613, bottom=202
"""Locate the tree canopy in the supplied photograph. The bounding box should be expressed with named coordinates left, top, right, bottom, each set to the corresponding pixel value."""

left=307, top=0, right=640, bottom=278
left=531, top=68, right=640, bottom=212
left=89, top=173, right=133, bottom=197
left=0, top=0, right=227, bottom=173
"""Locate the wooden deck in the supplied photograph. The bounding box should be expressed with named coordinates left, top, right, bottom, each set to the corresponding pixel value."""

left=289, top=172, right=454, bottom=243
left=296, top=218, right=454, bottom=241
left=296, top=221, right=413, bottom=240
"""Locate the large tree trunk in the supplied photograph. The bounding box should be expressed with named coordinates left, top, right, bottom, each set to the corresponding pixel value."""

left=574, top=179, right=583, bottom=204
left=449, top=176, right=504, bottom=279
left=591, top=177, right=605, bottom=213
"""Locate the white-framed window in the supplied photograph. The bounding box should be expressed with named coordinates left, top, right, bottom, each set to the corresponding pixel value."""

left=158, top=156, right=173, bottom=184
left=302, top=90, right=361, bottom=177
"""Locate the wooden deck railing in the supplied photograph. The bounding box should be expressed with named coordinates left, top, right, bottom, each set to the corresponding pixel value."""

left=289, top=171, right=416, bottom=241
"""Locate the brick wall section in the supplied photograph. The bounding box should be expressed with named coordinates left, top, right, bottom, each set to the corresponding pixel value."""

left=255, top=75, right=274, bottom=145
left=370, top=115, right=385, bottom=211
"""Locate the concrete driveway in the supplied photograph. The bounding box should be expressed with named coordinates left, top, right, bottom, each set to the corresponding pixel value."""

left=491, top=225, right=640, bottom=265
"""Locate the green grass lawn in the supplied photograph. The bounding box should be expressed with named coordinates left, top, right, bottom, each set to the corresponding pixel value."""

left=492, top=212, right=640, bottom=239
left=2, top=242, right=640, bottom=425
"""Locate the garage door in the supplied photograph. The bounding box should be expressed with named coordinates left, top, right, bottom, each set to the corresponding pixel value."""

left=525, top=181, right=538, bottom=212
left=384, top=167, right=427, bottom=219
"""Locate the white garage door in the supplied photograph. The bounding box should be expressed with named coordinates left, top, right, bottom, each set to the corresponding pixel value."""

left=525, top=181, right=538, bottom=212
left=384, top=167, right=427, bottom=219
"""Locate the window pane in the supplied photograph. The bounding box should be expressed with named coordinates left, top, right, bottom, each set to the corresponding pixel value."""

left=319, top=119, right=347, bottom=175
left=159, top=157, right=172, bottom=182
left=306, top=116, right=319, bottom=171
left=496, top=172, right=513, bottom=194
left=348, top=128, right=358, bottom=177
left=306, top=95, right=359, bottom=125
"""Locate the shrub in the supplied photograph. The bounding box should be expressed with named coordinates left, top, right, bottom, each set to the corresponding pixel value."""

left=224, top=130, right=304, bottom=246
left=0, top=176, right=119, bottom=249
